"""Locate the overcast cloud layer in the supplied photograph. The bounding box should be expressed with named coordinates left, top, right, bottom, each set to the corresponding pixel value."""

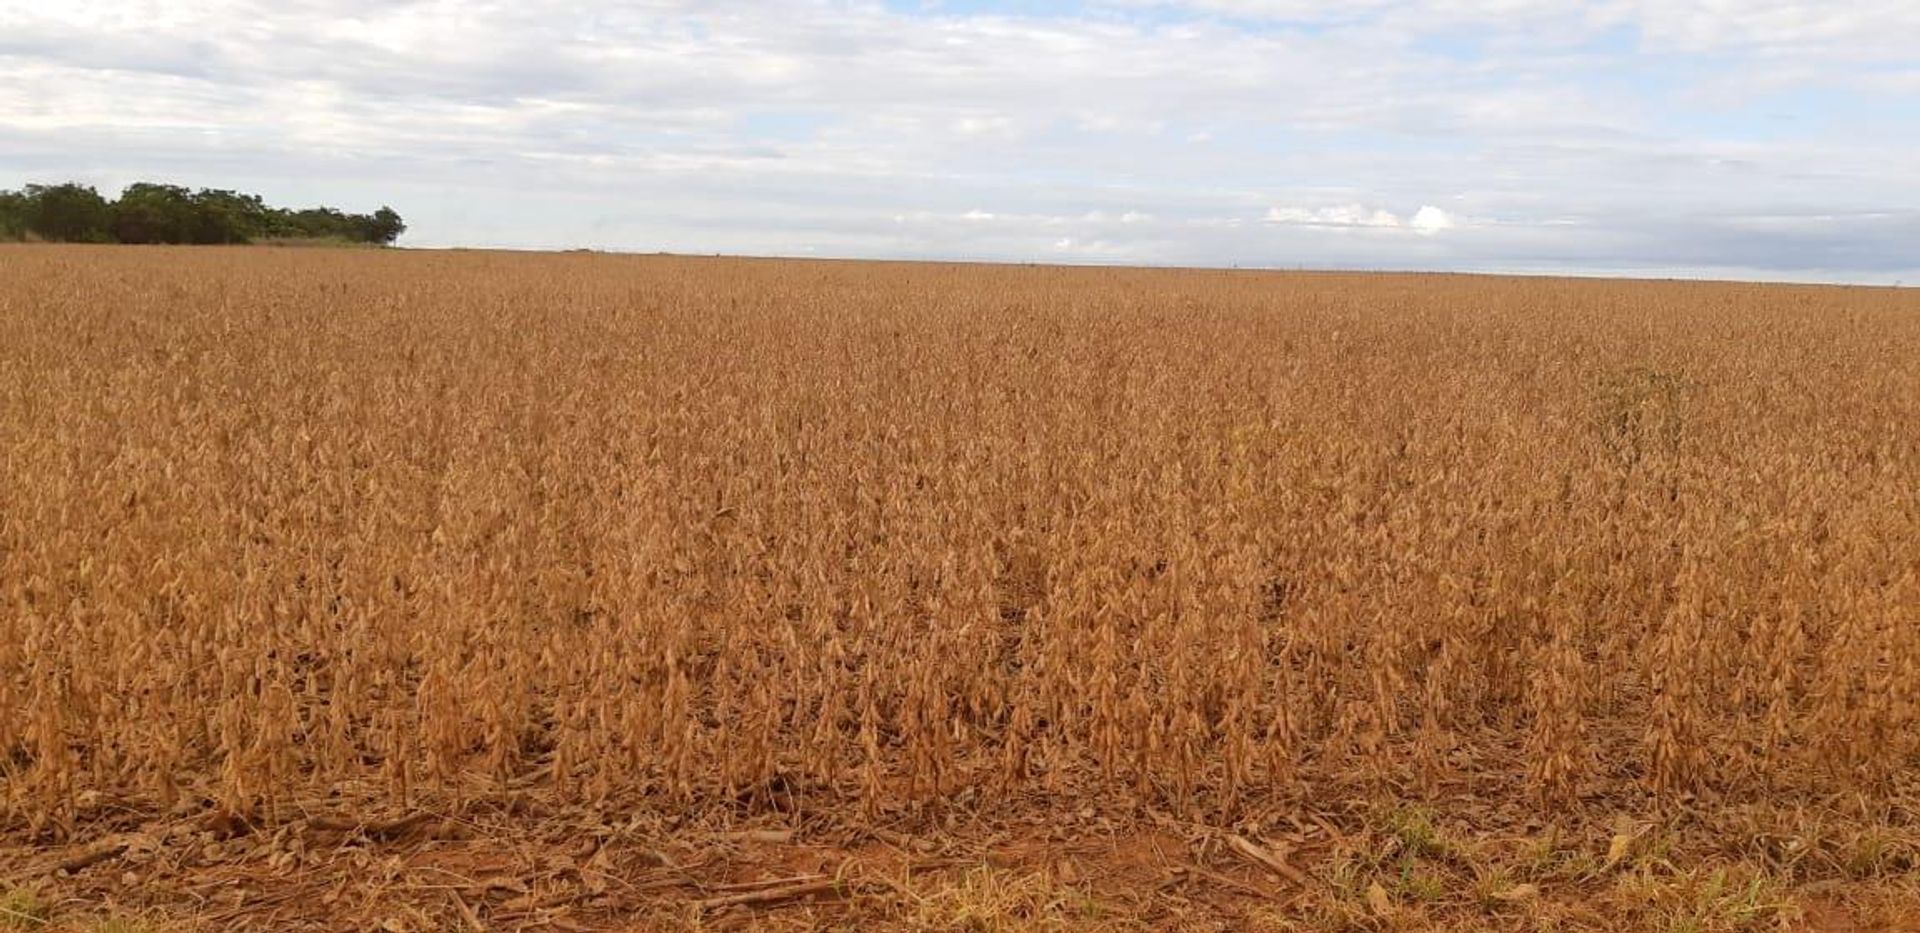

left=3, top=0, right=1917, bottom=282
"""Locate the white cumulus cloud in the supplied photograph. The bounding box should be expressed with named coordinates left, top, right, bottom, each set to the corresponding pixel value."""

left=1266, top=204, right=1404, bottom=228
left=1410, top=205, right=1456, bottom=233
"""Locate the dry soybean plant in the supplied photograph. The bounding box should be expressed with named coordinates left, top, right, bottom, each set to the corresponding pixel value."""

left=2, top=247, right=1918, bottom=844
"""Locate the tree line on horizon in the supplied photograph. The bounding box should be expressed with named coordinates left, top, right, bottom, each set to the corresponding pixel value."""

left=0, top=182, right=405, bottom=246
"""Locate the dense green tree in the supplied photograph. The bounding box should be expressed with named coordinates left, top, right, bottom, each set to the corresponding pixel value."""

left=285, top=207, right=351, bottom=240
left=24, top=183, right=111, bottom=242
left=190, top=189, right=272, bottom=242
left=0, top=181, right=405, bottom=246
left=109, top=183, right=197, bottom=244
left=365, top=206, right=407, bottom=245
left=0, top=189, right=24, bottom=239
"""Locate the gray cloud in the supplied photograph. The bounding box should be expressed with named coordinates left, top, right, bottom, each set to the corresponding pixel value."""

left=0, top=0, right=1914, bottom=282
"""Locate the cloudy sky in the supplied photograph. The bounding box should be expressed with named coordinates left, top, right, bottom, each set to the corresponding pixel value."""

left=3, top=0, right=1917, bottom=282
